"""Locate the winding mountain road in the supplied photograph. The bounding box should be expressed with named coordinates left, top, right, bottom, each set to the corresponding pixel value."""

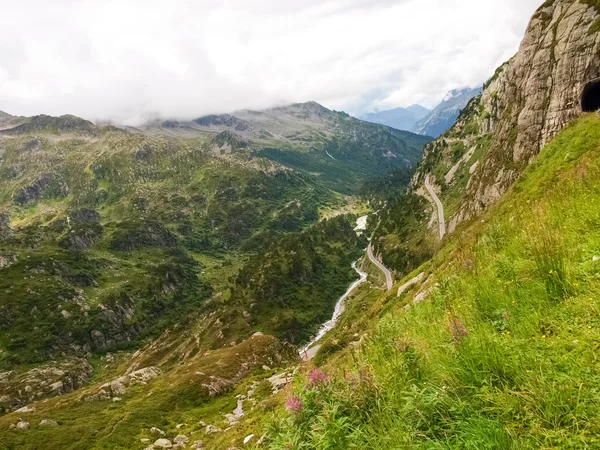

left=367, top=244, right=393, bottom=291
left=425, top=175, right=446, bottom=240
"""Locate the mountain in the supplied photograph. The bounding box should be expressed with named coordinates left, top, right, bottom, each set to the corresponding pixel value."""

left=251, top=2, right=600, bottom=448
left=4, top=1, right=599, bottom=448
left=411, top=0, right=600, bottom=233
left=411, top=87, right=482, bottom=138
left=0, top=99, right=427, bottom=440
left=142, top=101, right=431, bottom=194
left=360, top=104, right=430, bottom=131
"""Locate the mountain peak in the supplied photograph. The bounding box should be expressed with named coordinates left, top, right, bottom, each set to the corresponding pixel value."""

left=360, top=104, right=430, bottom=131
left=411, top=86, right=482, bottom=138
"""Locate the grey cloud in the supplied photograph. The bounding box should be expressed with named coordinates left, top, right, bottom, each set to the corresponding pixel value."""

left=0, top=0, right=543, bottom=123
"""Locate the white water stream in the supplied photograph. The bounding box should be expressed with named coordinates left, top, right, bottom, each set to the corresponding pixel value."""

left=300, top=261, right=368, bottom=359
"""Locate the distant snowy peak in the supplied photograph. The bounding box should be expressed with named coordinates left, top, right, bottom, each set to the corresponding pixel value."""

left=411, top=87, right=482, bottom=138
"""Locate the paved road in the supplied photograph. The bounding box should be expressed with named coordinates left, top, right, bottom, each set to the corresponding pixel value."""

left=425, top=175, right=446, bottom=240
left=367, top=244, right=393, bottom=291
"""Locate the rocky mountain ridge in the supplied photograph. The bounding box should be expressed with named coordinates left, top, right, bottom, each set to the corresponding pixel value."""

left=412, top=0, right=600, bottom=232
left=410, top=86, right=482, bottom=138
left=360, top=104, right=430, bottom=132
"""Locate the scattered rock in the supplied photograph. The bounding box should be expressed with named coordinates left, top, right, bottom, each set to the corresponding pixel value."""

left=0, top=254, right=16, bottom=269
left=15, top=406, right=35, bottom=413
left=83, top=367, right=162, bottom=402
left=176, top=423, right=184, bottom=429
left=110, top=380, right=127, bottom=396
left=141, top=438, right=150, bottom=443
left=174, top=434, right=189, bottom=446
left=244, top=434, right=255, bottom=444
left=205, top=424, right=222, bottom=434
left=397, top=272, right=425, bottom=297
left=151, top=427, right=166, bottom=436
left=16, top=420, right=29, bottom=430
left=112, top=397, right=122, bottom=402
left=268, top=372, right=293, bottom=393
left=190, top=441, right=205, bottom=450
left=252, top=332, right=264, bottom=337
left=225, top=399, right=244, bottom=425
left=39, top=419, right=58, bottom=427
left=153, top=438, right=173, bottom=448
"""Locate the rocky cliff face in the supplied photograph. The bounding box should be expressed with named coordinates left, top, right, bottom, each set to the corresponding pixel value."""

left=413, top=0, right=600, bottom=230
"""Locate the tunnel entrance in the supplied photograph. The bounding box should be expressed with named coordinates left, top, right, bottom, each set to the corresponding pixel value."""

left=581, top=78, right=600, bottom=112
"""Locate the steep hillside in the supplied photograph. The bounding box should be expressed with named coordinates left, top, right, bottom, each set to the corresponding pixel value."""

left=411, top=87, right=482, bottom=138
left=0, top=109, right=376, bottom=414
left=360, top=105, right=431, bottom=132
left=261, top=111, right=600, bottom=450
left=143, top=102, right=431, bottom=194
left=413, top=0, right=600, bottom=233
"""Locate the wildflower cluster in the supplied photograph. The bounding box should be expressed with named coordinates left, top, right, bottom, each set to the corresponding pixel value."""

left=285, top=396, right=304, bottom=414
left=308, top=369, right=328, bottom=388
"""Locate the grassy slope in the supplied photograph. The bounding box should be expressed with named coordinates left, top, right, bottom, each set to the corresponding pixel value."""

left=263, top=114, right=600, bottom=449
left=0, top=335, right=296, bottom=450
left=0, top=133, right=331, bottom=368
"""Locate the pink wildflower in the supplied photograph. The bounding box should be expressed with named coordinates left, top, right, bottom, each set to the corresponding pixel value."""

left=449, top=317, right=469, bottom=342
left=309, top=369, right=328, bottom=387
left=286, top=396, right=304, bottom=414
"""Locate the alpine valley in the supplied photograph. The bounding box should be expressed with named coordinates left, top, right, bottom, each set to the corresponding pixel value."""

left=2, top=1, right=600, bottom=450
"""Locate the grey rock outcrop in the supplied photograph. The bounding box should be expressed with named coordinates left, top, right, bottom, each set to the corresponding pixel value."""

left=153, top=438, right=173, bottom=448
left=82, top=366, right=162, bottom=402
left=0, top=358, right=93, bottom=413
left=413, top=0, right=600, bottom=227
left=39, top=419, right=59, bottom=427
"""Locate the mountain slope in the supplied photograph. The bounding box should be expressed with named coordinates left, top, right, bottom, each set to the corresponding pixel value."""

left=144, top=102, right=431, bottom=194
left=360, top=105, right=430, bottom=131
left=262, top=111, right=600, bottom=450
left=412, top=0, right=600, bottom=233
left=411, top=87, right=482, bottom=138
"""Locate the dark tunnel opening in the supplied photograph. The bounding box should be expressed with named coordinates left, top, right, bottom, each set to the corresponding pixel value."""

left=581, top=78, right=600, bottom=112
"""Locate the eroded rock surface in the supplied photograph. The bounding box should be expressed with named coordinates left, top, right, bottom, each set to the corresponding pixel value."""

left=414, top=0, right=600, bottom=226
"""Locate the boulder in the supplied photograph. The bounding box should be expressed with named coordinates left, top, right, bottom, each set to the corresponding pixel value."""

left=39, top=419, right=58, bottom=427
left=16, top=420, right=29, bottom=430
left=14, top=406, right=35, bottom=413
left=110, top=380, right=127, bottom=396
left=153, top=439, right=172, bottom=449
left=174, top=434, right=189, bottom=445
left=151, top=427, right=166, bottom=436
left=205, top=424, right=221, bottom=434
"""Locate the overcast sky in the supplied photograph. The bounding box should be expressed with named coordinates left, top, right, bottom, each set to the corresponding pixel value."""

left=0, top=0, right=541, bottom=124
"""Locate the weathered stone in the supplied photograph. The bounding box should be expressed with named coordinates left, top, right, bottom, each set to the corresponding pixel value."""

left=151, top=427, right=166, bottom=436
left=205, top=424, right=222, bottom=434
left=190, top=441, right=205, bottom=450
left=14, top=405, right=35, bottom=413
left=110, top=380, right=127, bottom=396
left=16, top=420, right=29, bottom=430
left=173, top=435, right=189, bottom=445
left=153, top=438, right=173, bottom=448
left=39, top=419, right=58, bottom=427
left=414, top=0, right=600, bottom=228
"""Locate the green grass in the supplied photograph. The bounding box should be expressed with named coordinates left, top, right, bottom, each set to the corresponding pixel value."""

left=262, top=115, right=600, bottom=449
